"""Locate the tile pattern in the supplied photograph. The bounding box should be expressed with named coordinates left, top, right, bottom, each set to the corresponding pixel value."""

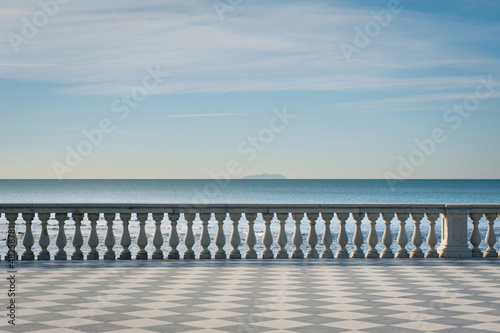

left=1, top=260, right=500, bottom=333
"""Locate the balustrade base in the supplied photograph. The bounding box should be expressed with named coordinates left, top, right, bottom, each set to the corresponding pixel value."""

left=320, top=251, right=334, bottom=259
left=119, top=253, right=131, bottom=260
left=483, top=249, right=498, bottom=258
left=351, top=250, right=365, bottom=259
left=276, top=252, right=289, bottom=259
left=38, top=252, right=51, bottom=260
left=262, top=250, right=274, bottom=259
left=337, top=251, right=349, bottom=259
left=104, top=253, right=116, bottom=260
left=136, top=253, right=148, bottom=260
left=438, top=245, right=472, bottom=258
left=245, top=252, right=257, bottom=259
left=229, top=250, right=241, bottom=259
left=380, top=250, right=394, bottom=258
left=167, top=251, right=179, bottom=260
left=199, top=251, right=211, bottom=259
left=71, top=253, right=84, bottom=260
left=366, top=250, right=379, bottom=259
left=306, top=249, right=319, bottom=259
left=411, top=250, right=424, bottom=259
left=396, top=250, right=409, bottom=258
left=21, top=254, right=35, bottom=261
left=425, top=250, right=439, bottom=258
left=214, top=254, right=227, bottom=259
left=87, top=253, right=99, bottom=260
left=55, top=253, right=67, bottom=260
left=183, top=252, right=195, bottom=259
left=291, top=250, right=304, bottom=259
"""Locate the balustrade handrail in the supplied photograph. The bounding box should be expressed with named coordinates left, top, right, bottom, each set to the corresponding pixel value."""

left=1, top=203, right=500, bottom=214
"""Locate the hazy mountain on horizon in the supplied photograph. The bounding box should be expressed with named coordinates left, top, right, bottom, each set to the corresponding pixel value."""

left=242, top=173, right=288, bottom=180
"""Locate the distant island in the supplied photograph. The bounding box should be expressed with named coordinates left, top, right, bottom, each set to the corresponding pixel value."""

left=242, top=173, right=288, bottom=180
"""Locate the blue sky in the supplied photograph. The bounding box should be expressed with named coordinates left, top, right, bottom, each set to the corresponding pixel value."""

left=1, top=0, right=499, bottom=179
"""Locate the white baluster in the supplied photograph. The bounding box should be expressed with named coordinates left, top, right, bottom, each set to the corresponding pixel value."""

left=55, top=213, right=68, bottom=260
left=38, top=213, right=51, bottom=260
left=351, top=213, right=364, bottom=258
left=484, top=213, right=498, bottom=258
left=276, top=213, right=289, bottom=259
left=291, top=213, right=304, bottom=259
left=184, top=213, right=196, bottom=259
left=410, top=213, right=424, bottom=258
left=87, top=213, right=99, bottom=260
left=5, top=213, right=18, bottom=261
left=366, top=213, right=379, bottom=258
left=152, top=213, right=165, bottom=259
left=306, top=213, right=319, bottom=259
left=199, top=213, right=211, bottom=259
left=103, top=213, right=116, bottom=260
left=229, top=213, right=242, bottom=259
left=214, top=213, right=227, bottom=259
left=262, top=213, right=274, bottom=259
left=136, top=213, right=149, bottom=260
left=395, top=213, right=409, bottom=258
left=380, top=213, right=394, bottom=258
left=119, top=213, right=132, bottom=260
left=21, top=213, right=35, bottom=261
left=321, top=213, right=334, bottom=259
left=336, top=213, right=349, bottom=258
left=245, top=213, right=258, bottom=259
left=168, top=213, right=181, bottom=259
left=425, top=213, right=440, bottom=258
left=71, top=213, right=84, bottom=260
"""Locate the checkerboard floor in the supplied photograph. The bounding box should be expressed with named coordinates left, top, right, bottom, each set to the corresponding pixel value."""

left=1, top=260, right=500, bottom=333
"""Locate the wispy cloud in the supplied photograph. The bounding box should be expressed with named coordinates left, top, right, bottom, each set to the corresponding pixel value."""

left=164, top=113, right=247, bottom=118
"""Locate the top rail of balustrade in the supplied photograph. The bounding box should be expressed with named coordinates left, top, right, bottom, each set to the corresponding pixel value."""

left=0, top=203, right=499, bottom=214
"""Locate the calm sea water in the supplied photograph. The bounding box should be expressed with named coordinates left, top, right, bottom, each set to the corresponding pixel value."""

left=0, top=179, right=499, bottom=203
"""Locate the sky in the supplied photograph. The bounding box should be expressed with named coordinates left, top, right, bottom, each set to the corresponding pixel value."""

left=1, top=0, right=499, bottom=179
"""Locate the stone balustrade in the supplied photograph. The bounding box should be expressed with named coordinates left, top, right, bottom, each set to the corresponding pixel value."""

left=2, top=203, right=499, bottom=261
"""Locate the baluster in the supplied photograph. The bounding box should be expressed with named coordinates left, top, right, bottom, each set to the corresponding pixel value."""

left=425, top=213, right=440, bottom=258
left=262, top=213, right=274, bottom=259
left=229, top=213, right=242, bottom=259
left=103, top=213, right=116, bottom=260
left=87, top=213, right=100, bottom=260
left=321, top=213, right=334, bottom=259
left=184, top=213, right=196, bottom=259
left=366, top=213, right=379, bottom=258
left=5, top=213, right=18, bottom=261
left=38, top=213, right=51, bottom=260
left=168, top=213, right=181, bottom=259
left=152, top=213, right=165, bottom=259
left=136, top=213, right=149, bottom=260
left=119, top=213, right=132, bottom=260
left=71, top=213, right=84, bottom=260
left=54, top=213, right=68, bottom=260
left=306, top=213, right=319, bottom=259
left=336, top=213, right=349, bottom=258
left=214, top=213, right=227, bottom=259
left=410, top=213, right=424, bottom=258
left=395, top=213, right=409, bottom=258
left=21, top=213, right=35, bottom=261
left=351, top=213, right=364, bottom=258
left=276, top=213, right=289, bottom=259
left=291, top=213, right=304, bottom=259
left=199, top=213, right=211, bottom=259
left=245, top=213, right=258, bottom=259
left=380, top=213, right=394, bottom=258
left=484, top=213, right=498, bottom=257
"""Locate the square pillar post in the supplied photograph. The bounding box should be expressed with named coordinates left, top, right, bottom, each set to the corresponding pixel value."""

left=437, top=207, right=472, bottom=258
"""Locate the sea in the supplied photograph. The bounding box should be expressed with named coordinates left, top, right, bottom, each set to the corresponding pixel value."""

left=1, top=179, right=499, bottom=257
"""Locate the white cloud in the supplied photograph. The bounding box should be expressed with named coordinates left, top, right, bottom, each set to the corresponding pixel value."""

left=164, top=113, right=247, bottom=118
left=1, top=1, right=499, bottom=97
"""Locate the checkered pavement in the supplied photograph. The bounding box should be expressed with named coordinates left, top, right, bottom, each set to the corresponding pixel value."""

left=1, top=260, right=500, bottom=333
